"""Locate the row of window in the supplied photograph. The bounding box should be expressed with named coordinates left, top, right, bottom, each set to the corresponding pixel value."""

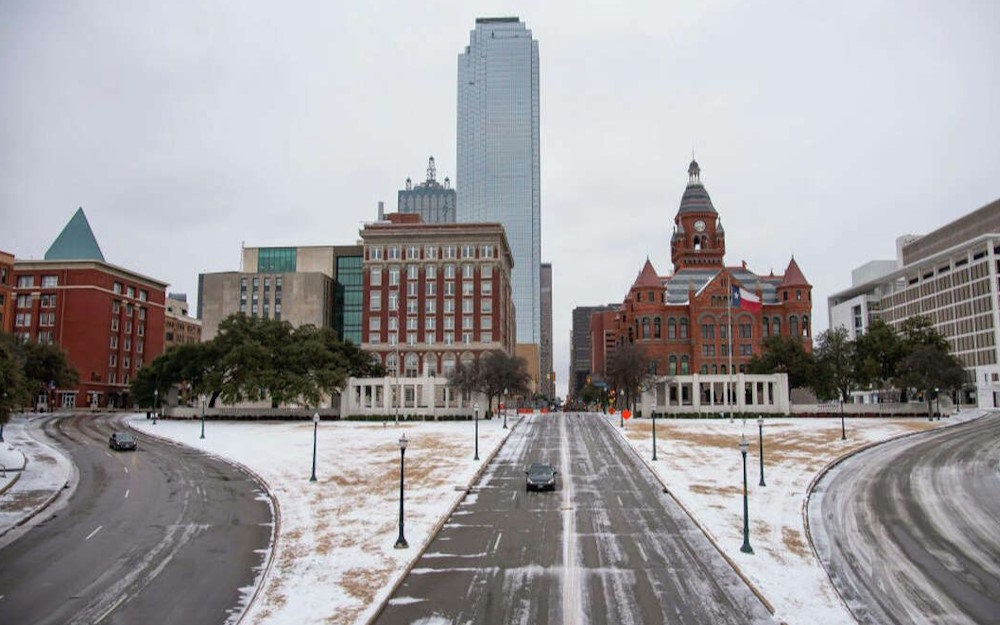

left=16, top=275, right=59, bottom=288
left=111, top=281, right=149, bottom=301
left=108, top=353, right=143, bottom=369
left=373, top=331, right=494, bottom=348
left=111, top=301, right=147, bottom=319
left=371, top=314, right=494, bottom=332
left=15, top=294, right=58, bottom=309
left=701, top=344, right=754, bottom=357
left=110, top=317, right=145, bottom=336
left=372, top=279, right=495, bottom=299
left=370, top=293, right=494, bottom=315
left=239, top=302, right=282, bottom=319
left=241, top=275, right=284, bottom=289
left=368, top=244, right=495, bottom=262
left=628, top=315, right=810, bottom=340
left=370, top=263, right=493, bottom=286
left=109, top=334, right=145, bottom=353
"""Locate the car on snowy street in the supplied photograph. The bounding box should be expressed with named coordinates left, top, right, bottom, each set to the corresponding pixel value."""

left=525, top=462, right=558, bottom=491
left=109, top=431, right=137, bottom=451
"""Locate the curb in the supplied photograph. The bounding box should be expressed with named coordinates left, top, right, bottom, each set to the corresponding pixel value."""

left=0, top=471, right=22, bottom=497
left=604, top=415, right=778, bottom=617
left=127, top=419, right=281, bottom=625
left=364, top=414, right=523, bottom=625
left=0, top=420, right=76, bottom=540
left=801, top=411, right=989, bottom=625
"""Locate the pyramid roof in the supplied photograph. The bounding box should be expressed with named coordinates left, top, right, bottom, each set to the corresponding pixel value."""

left=631, top=258, right=663, bottom=290
left=45, top=208, right=105, bottom=261
left=779, top=256, right=810, bottom=287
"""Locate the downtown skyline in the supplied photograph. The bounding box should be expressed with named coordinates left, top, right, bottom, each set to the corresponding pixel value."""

left=2, top=1, right=997, bottom=398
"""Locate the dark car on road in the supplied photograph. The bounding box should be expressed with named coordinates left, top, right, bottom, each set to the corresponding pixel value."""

left=525, top=462, right=558, bottom=491
left=109, top=431, right=137, bottom=451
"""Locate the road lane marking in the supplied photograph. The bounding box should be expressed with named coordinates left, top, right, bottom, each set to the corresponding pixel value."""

left=94, top=593, right=127, bottom=624
left=560, top=414, right=583, bottom=625
left=124, top=489, right=130, bottom=499
left=493, top=532, right=502, bottom=553
left=104, top=451, right=112, bottom=458
left=123, top=466, right=129, bottom=474
left=86, top=525, right=103, bottom=541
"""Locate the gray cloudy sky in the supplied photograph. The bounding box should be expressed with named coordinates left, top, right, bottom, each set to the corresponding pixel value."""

left=2, top=1, right=998, bottom=397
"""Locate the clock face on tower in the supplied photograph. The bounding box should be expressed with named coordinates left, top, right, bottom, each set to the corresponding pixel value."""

left=694, top=219, right=706, bottom=232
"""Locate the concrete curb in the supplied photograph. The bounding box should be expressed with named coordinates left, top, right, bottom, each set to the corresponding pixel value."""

left=0, top=471, right=22, bottom=497
left=604, top=415, right=778, bottom=618
left=801, top=411, right=988, bottom=625
left=126, top=420, right=281, bottom=625
left=364, top=414, right=523, bottom=625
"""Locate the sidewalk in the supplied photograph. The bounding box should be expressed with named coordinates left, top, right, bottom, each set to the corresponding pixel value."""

left=0, top=414, right=74, bottom=538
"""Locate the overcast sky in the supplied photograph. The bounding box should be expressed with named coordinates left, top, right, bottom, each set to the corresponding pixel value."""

left=2, top=1, right=998, bottom=397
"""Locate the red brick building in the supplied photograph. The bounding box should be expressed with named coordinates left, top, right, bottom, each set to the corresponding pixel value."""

left=360, top=213, right=515, bottom=377
left=0, top=249, right=14, bottom=334
left=607, top=160, right=812, bottom=377
left=12, top=209, right=167, bottom=408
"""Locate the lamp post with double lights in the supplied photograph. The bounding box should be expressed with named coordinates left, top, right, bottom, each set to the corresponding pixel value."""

left=739, top=433, right=754, bottom=554
left=651, top=411, right=658, bottom=461
left=757, top=416, right=766, bottom=487
left=935, top=387, right=941, bottom=420
left=309, top=412, right=319, bottom=482
left=473, top=402, right=480, bottom=461
left=503, top=387, right=508, bottom=429
left=200, top=397, right=206, bottom=439
left=394, top=433, right=409, bottom=549
left=153, top=389, right=158, bottom=425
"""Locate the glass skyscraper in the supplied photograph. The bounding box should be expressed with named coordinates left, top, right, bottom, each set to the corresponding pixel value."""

left=457, top=17, right=541, bottom=345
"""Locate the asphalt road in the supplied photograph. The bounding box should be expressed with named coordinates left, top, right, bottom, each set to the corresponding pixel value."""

left=374, top=412, right=773, bottom=625
left=809, top=414, right=1000, bottom=625
left=0, top=414, right=272, bottom=625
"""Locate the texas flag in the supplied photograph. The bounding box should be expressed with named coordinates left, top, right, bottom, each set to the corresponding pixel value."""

left=731, top=285, right=762, bottom=312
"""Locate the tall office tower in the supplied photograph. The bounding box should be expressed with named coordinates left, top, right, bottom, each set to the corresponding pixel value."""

left=539, top=262, right=554, bottom=399
left=398, top=156, right=456, bottom=224
left=457, top=17, right=541, bottom=346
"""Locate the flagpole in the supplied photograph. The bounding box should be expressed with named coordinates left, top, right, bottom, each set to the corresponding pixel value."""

left=728, top=277, right=735, bottom=425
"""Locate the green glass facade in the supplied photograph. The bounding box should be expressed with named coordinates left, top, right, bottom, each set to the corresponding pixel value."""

left=258, top=247, right=297, bottom=273
left=334, top=255, right=363, bottom=344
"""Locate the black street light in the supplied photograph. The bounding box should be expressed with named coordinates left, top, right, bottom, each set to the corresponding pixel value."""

left=757, top=416, right=766, bottom=487
left=394, top=432, right=409, bottom=549
left=651, top=411, right=658, bottom=461
left=840, top=398, right=846, bottom=440
left=739, top=433, right=754, bottom=555
left=1, top=391, right=6, bottom=441
left=935, top=387, right=941, bottom=421
left=473, top=402, right=480, bottom=461
left=502, top=387, right=509, bottom=429
left=153, top=389, right=158, bottom=425
left=200, top=397, right=206, bottom=440
left=309, top=412, right=319, bottom=482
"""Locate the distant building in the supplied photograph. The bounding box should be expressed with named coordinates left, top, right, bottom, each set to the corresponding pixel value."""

left=569, top=304, right=618, bottom=399
left=198, top=244, right=363, bottom=343
left=398, top=156, right=456, bottom=224
left=539, top=262, right=553, bottom=399
left=164, top=293, right=202, bottom=350
left=828, top=197, right=1000, bottom=405
left=458, top=17, right=542, bottom=348
left=12, top=208, right=167, bottom=408
left=359, top=213, right=515, bottom=378
left=589, top=308, right=619, bottom=383
left=0, top=249, right=14, bottom=334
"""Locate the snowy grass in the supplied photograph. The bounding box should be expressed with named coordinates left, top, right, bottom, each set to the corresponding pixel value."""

left=131, top=415, right=511, bottom=625
left=610, top=410, right=984, bottom=625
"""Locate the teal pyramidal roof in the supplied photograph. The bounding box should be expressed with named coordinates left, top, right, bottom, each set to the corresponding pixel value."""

left=45, top=207, right=105, bottom=261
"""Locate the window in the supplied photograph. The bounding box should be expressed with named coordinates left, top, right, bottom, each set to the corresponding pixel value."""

left=667, top=318, right=677, bottom=339
left=137, top=341, right=144, bottom=354
left=462, top=281, right=474, bottom=296
left=16, top=294, right=31, bottom=308
left=388, top=246, right=400, bottom=260
left=109, top=354, right=117, bottom=367
left=681, top=356, right=690, bottom=375
left=444, top=281, right=455, bottom=296
left=407, top=264, right=419, bottom=280
left=425, top=299, right=436, bottom=314
left=370, top=291, right=381, bottom=311
left=407, top=333, right=417, bottom=346
left=388, top=332, right=398, bottom=345
left=41, top=275, right=58, bottom=287
left=110, top=335, right=118, bottom=349
left=444, top=299, right=455, bottom=313
left=481, top=331, right=493, bottom=343
left=39, top=312, right=55, bottom=327
left=426, top=265, right=436, bottom=280
left=654, top=317, right=661, bottom=338
left=680, top=318, right=689, bottom=339
left=407, top=282, right=418, bottom=297
left=15, top=313, right=31, bottom=327
left=772, top=317, right=781, bottom=335
left=426, top=333, right=437, bottom=345
left=369, top=317, right=381, bottom=332
left=463, top=298, right=473, bottom=314
left=388, top=266, right=400, bottom=286
left=481, top=280, right=492, bottom=295
left=701, top=324, right=715, bottom=340
left=127, top=286, right=135, bottom=298
left=444, top=332, right=454, bottom=345
left=407, top=246, right=420, bottom=260
left=407, top=299, right=418, bottom=314
left=369, top=246, right=383, bottom=260
left=802, top=315, right=810, bottom=337
left=480, top=244, right=494, bottom=258
left=424, top=245, right=437, bottom=259
left=37, top=331, right=54, bottom=345
left=481, top=299, right=493, bottom=313
left=139, top=290, right=148, bottom=302
left=137, top=323, right=144, bottom=337
left=669, top=355, right=677, bottom=375
left=444, top=316, right=455, bottom=330
left=702, top=345, right=716, bottom=356
left=444, top=245, right=457, bottom=259
left=762, top=317, right=770, bottom=337
left=796, top=290, right=802, bottom=301
left=463, top=332, right=473, bottom=344
left=641, top=317, right=650, bottom=339
left=463, top=264, right=474, bottom=278
left=462, top=316, right=474, bottom=330
left=111, top=318, right=119, bottom=331
left=482, top=316, right=492, bottom=329
left=370, top=268, right=382, bottom=286
left=123, top=355, right=131, bottom=369
left=425, top=317, right=436, bottom=330
left=139, top=308, right=146, bottom=320
left=444, top=264, right=456, bottom=279
left=388, top=293, right=399, bottom=311
left=17, top=276, right=34, bottom=288
left=462, top=244, right=474, bottom=258
left=790, top=316, right=800, bottom=337
left=426, top=281, right=437, bottom=297
left=126, top=304, right=134, bottom=317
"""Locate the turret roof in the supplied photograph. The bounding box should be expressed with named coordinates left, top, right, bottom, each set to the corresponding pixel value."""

left=779, top=256, right=810, bottom=287
left=45, top=207, right=105, bottom=261
left=631, top=258, right=663, bottom=290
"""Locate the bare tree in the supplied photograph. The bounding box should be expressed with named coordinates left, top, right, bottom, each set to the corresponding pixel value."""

left=607, top=342, right=655, bottom=414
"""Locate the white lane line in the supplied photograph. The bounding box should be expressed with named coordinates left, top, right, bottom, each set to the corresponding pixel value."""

left=124, top=489, right=130, bottom=499
left=94, top=593, right=127, bottom=624
left=123, top=466, right=129, bottom=474
left=104, top=451, right=112, bottom=458
left=560, top=414, right=583, bottom=625
left=0, top=594, right=4, bottom=601
left=86, top=525, right=104, bottom=541
left=493, top=531, right=502, bottom=553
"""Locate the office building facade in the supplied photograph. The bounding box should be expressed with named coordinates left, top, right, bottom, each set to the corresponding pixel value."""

left=570, top=304, right=618, bottom=399
left=539, top=262, right=553, bottom=399
left=0, top=249, right=13, bottom=333
left=164, top=293, right=202, bottom=350
left=457, top=17, right=541, bottom=346
left=399, top=156, right=456, bottom=224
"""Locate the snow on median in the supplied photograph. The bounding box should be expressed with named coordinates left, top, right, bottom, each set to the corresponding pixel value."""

left=131, top=415, right=511, bottom=625
left=607, top=411, right=982, bottom=625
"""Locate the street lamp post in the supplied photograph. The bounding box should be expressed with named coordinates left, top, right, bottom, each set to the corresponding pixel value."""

left=309, top=412, right=319, bottom=482
left=200, top=397, right=206, bottom=439
left=935, top=387, right=940, bottom=420
left=840, top=398, right=846, bottom=440
left=503, top=387, right=508, bottom=429
left=474, top=402, right=480, bottom=461
left=739, top=433, right=754, bottom=554
left=394, top=433, right=409, bottom=549
left=757, top=416, right=766, bottom=487
left=651, top=411, right=658, bottom=461
left=153, top=389, right=158, bottom=425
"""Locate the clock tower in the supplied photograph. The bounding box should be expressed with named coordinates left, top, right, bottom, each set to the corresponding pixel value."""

left=670, top=160, right=726, bottom=271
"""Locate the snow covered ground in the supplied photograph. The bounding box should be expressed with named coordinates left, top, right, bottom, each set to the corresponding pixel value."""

left=609, top=410, right=985, bottom=625
left=0, top=415, right=73, bottom=538
left=131, top=415, right=512, bottom=625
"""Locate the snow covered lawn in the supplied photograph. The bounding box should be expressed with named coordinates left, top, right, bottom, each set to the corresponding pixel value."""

left=609, top=411, right=983, bottom=625
left=131, top=415, right=512, bottom=625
